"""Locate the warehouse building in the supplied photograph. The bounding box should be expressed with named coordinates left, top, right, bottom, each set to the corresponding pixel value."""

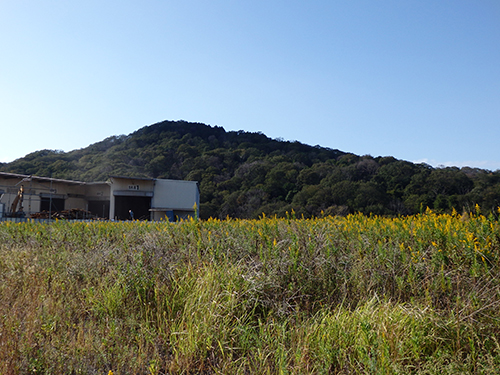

left=0, top=172, right=199, bottom=221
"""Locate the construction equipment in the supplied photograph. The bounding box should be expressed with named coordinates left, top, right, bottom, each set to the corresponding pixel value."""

left=8, top=185, right=25, bottom=218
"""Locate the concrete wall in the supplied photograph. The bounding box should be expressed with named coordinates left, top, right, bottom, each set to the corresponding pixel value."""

left=149, top=179, right=199, bottom=221
left=152, top=179, right=199, bottom=211
left=109, top=177, right=155, bottom=193
left=85, top=183, right=110, bottom=199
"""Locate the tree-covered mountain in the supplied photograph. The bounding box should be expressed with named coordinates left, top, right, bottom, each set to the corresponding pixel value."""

left=2, top=120, right=500, bottom=219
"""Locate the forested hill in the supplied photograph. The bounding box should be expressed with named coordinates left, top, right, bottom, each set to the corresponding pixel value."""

left=2, top=120, right=500, bottom=219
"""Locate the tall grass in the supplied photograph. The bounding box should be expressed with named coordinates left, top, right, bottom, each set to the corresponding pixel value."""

left=1, top=209, right=500, bottom=373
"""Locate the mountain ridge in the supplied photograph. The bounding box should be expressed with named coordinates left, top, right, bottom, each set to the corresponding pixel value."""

left=1, top=120, right=499, bottom=219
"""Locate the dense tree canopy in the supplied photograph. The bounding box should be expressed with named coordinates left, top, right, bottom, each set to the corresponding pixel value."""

left=2, top=120, right=500, bottom=219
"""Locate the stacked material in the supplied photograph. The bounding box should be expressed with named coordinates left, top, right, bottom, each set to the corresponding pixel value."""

left=30, top=208, right=95, bottom=220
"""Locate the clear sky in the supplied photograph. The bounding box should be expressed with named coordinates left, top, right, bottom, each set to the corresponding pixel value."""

left=1, top=1, right=499, bottom=170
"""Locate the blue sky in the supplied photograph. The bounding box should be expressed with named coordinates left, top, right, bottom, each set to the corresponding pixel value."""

left=1, top=1, right=499, bottom=170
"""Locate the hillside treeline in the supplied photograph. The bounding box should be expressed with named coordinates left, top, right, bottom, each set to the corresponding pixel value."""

left=2, top=120, right=500, bottom=219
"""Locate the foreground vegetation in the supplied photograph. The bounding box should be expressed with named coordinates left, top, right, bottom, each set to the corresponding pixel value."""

left=1, top=209, right=500, bottom=374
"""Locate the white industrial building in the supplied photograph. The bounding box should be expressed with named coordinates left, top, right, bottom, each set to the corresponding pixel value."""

left=0, top=172, right=199, bottom=221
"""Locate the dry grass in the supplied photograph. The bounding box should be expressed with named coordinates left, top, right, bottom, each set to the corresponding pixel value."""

left=1, top=210, right=500, bottom=373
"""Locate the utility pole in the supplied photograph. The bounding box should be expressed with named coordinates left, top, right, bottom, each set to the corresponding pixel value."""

left=49, top=178, right=53, bottom=221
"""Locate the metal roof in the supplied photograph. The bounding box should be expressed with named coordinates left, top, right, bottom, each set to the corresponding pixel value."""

left=0, top=172, right=103, bottom=185
left=109, top=175, right=154, bottom=181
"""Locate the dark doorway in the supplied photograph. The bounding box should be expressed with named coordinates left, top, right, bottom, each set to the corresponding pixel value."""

left=114, top=196, right=151, bottom=220
left=88, top=200, right=110, bottom=219
left=40, top=197, right=65, bottom=212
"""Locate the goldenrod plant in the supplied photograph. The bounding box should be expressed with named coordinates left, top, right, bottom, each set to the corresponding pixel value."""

left=1, top=208, right=500, bottom=373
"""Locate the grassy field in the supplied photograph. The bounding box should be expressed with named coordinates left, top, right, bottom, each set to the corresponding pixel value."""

left=1, top=209, right=500, bottom=374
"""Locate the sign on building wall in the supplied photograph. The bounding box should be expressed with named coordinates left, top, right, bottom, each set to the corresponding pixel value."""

left=128, top=185, right=140, bottom=191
